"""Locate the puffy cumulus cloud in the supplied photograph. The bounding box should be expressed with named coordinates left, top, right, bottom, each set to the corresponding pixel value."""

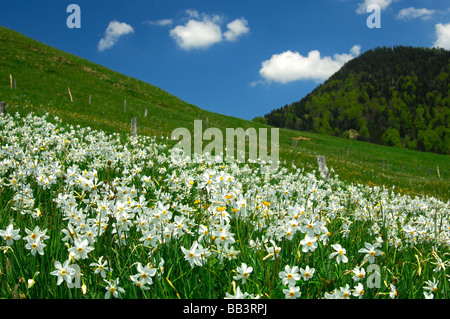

left=356, top=0, right=395, bottom=14
left=259, top=45, right=361, bottom=84
left=170, top=18, right=223, bottom=50
left=397, top=7, right=436, bottom=20
left=169, top=10, right=249, bottom=50
left=433, top=23, right=450, bottom=50
left=223, top=18, right=250, bottom=42
left=98, top=20, right=134, bottom=52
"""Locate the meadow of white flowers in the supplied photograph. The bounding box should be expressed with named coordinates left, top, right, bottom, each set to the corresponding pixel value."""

left=0, top=112, right=448, bottom=299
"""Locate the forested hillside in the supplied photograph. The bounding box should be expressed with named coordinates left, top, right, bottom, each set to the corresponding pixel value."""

left=264, top=46, right=450, bottom=154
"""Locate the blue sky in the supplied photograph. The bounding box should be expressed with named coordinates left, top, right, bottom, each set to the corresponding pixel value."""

left=1, top=0, right=449, bottom=120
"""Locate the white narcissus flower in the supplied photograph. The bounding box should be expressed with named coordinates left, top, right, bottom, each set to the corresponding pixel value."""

left=68, top=238, right=94, bottom=260
left=300, top=234, right=318, bottom=253
left=300, top=265, right=315, bottom=281
left=283, top=285, right=301, bottom=299
left=225, top=286, right=249, bottom=299
left=358, top=242, right=382, bottom=263
left=352, top=266, right=366, bottom=281
left=90, top=256, right=110, bottom=278
left=329, top=244, right=348, bottom=264
left=423, top=278, right=439, bottom=294
left=104, top=278, right=125, bottom=299
left=50, top=260, right=76, bottom=286
left=25, top=238, right=46, bottom=256
left=339, top=284, right=351, bottom=299
left=233, top=263, right=253, bottom=284
left=279, top=265, right=300, bottom=286
left=352, top=283, right=365, bottom=298
left=0, top=224, right=21, bottom=245
left=181, top=241, right=203, bottom=268
left=389, top=284, right=398, bottom=299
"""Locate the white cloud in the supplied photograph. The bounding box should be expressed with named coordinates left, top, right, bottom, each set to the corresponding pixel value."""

left=145, top=19, right=173, bottom=26
left=98, top=20, right=134, bottom=52
left=356, top=0, right=395, bottom=14
left=258, top=45, right=361, bottom=84
left=433, top=23, right=450, bottom=50
left=170, top=18, right=222, bottom=50
left=169, top=10, right=249, bottom=50
left=223, top=18, right=250, bottom=42
left=397, top=7, right=436, bottom=20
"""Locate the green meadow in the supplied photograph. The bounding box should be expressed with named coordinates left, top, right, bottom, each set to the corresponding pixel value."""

left=0, top=26, right=448, bottom=300
left=0, top=26, right=448, bottom=200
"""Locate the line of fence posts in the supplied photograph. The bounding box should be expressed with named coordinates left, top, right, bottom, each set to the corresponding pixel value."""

left=381, top=159, right=441, bottom=178
left=2, top=74, right=445, bottom=180
left=8, top=74, right=17, bottom=89
left=131, top=117, right=137, bottom=136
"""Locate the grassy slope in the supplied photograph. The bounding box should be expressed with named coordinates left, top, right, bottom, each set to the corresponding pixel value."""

left=0, top=26, right=448, bottom=200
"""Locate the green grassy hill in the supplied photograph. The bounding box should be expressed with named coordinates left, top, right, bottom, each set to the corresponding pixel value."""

left=0, top=26, right=449, bottom=200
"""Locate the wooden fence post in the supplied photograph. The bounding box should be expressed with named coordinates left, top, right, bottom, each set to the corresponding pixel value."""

left=144, top=108, right=148, bottom=117
left=89, top=95, right=91, bottom=105
left=9, top=74, right=12, bottom=89
left=124, top=100, right=127, bottom=112
left=131, top=117, right=137, bottom=135
left=0, top=101, right=5, bottom=116
left=68, top=88, right=73, bottom=102
left=317, top=155, right=330, bottom=180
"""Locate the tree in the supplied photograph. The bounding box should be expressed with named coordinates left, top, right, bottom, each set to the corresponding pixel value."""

left=359, top=124, right=370, bottom=141
left=382, top=128, right=402, bottom=147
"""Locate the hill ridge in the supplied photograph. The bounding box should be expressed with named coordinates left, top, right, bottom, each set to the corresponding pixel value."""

left=264, top=46, right=450, bottom=155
